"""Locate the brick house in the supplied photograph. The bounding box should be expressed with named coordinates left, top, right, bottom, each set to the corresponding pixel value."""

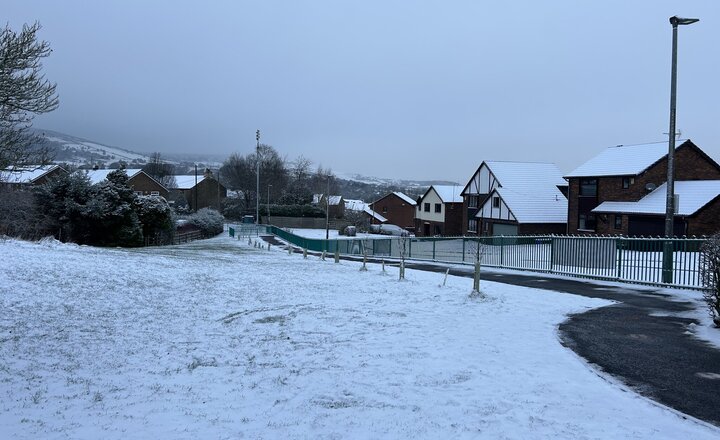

left=312, top=194, right=345, bottom=218
left=85, top=169, right=169, bottom=199
left=592, top=180, right=720, bottom=236
left=368, top=192, right=416, bottom=232
left=564, top=140, right=720, bottom=236
left=414, top=185, right=463, bottom=236
left=460, top=161, right=568, bottom=236
left=172, top=170, right=227, bottom=211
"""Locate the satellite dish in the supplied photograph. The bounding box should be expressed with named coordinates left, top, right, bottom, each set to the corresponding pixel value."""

left=645, top=183, right=657, bottom=192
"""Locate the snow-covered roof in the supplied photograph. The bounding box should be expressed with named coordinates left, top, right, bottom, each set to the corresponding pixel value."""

left=312, top=194, right=343, bottom=206
left=565, top=140, right=691, bottom=178
left=592, top=180, right=720, bottom=216
left=393, top=191, right=417, bottom=205
left=1, top=165, right=63, bottom=184
left=344, top=199, right=367, bottom=211
left=431, top=185, right=463, bottom=203
left=363, top=207, right=387, bottom=223
left=487, top=187, right=567, bottom=223
left=172, top=175, right=208, bottom=189
left=83, top=169, right=143, bottom=184
left=486, top=161, right=568, bottom=188
left=475, top=162, right=568, bottom=223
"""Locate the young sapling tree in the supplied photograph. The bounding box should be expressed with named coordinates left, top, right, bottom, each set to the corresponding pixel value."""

left=700, top=233, right=720, bottom=327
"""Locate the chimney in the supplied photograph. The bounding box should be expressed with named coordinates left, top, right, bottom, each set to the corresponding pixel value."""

left=204, top=168, right=213, bottom=179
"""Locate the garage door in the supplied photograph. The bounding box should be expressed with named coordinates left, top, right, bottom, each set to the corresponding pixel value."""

left=492, top=223, right=518, bottom=236
left=628, top=215, right=686, bottom=237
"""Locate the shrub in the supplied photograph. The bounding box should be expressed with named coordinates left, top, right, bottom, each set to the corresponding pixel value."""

left=221, top=197, right=246, bottom=220
left=0, top=187, right=50, bottom=239
left=700, top=233, right=720, bottom=327
left=135, top=195, right=175, bottom=245
left=186, top=208, right=224, bottom=237
left=83, top=170, right=143, bottom=247
left=259, top=204, right=325, bottom=218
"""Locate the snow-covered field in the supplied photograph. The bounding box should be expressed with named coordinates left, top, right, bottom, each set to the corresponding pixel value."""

left=0, top=236, right=718, bottom=439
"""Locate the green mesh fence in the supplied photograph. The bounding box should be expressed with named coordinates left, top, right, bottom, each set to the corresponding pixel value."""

left=246, top=226, right=707, bottom=289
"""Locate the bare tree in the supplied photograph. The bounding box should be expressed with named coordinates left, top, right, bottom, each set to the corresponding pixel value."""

left=311, top=165, right=338, bottom=196
left=0, top=186, right=52, bottom=239
left=142, top=152, right=176, bottom=188
left=700, top=233, right=720, bottom=327
left=397, top=235, right=410, bottom=280
left=359, top=237, right=373, bottom=271
left=220, top=144, right=288, bottom=210
left=0, top=22, right=59, bottom=174
left=279, top=155, right=313, bottom=204
left=465, top=237, right=486, bottom=297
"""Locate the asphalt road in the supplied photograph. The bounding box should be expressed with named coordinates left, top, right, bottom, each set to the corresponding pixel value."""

left=261, top=236, right=720, bottom=426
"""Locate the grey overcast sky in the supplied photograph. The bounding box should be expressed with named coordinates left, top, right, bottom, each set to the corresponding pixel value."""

left=5, top=1, right=720, bottom=182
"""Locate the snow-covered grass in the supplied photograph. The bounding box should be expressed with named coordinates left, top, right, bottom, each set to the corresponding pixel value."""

left=0, top=236, right=718, bottom=439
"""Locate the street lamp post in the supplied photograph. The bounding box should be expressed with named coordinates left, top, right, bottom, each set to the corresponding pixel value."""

left=663, top=15, right=698, bottom=283
left=256, top=129, right=260, bottom=224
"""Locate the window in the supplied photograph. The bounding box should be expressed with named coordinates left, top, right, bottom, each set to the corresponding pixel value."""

left=434, top=203, right=441, bottom=213
left=468, top=195, right=479, bottom=208
left=468, top=219, right=478, bottom=232
left=622, top=177, right=632, bottom=189
left=614, top=214, right=622, bottom=229
left=580, top=178, right=597, bottom=196
left=382, top=206, right=388, bottom=214
left=492, top=196, right=500, bottom=208
left=434, top=225, right=441, bottom=235
left=135, top=191, right=143, bottom=196
left=578, top=213, right=596, bottom=231
left=424, top=203, right=430, bottom=212
left=150, top=191, right=160, bottom=196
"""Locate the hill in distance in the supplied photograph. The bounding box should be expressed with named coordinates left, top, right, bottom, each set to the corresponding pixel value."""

left=33, top=128, right=458, bottom=201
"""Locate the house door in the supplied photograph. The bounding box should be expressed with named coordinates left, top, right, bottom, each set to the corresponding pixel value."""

left=423, top=222, right=430, bottom=236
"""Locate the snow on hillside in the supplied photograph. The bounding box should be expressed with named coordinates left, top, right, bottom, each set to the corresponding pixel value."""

left=334, top=171, right=459, bottom=188
left=35, top=129, right=152, bottom=166
left=0, top=237, right=718, bottom=439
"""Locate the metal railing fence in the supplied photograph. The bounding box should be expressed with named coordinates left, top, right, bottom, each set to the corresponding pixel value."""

left=245, top=226, right=707, bottom=289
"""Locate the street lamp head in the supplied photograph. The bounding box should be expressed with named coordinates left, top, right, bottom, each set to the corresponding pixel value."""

left=670, top=16, right=699, bottom=27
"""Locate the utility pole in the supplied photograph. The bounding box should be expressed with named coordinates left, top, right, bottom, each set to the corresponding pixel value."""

left=325, top=175, right=330, bottom=240
left=256, top=129, right=260, bottom=224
